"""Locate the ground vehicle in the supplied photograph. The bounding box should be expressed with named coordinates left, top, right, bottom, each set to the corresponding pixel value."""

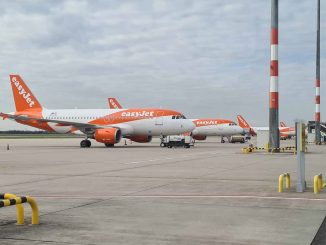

left=160, top=135, right=194, bottom=148
left=229, top=135, right=245, bottom=143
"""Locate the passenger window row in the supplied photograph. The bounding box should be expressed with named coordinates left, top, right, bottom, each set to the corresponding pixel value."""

left=172, top=115, right=187, bottom=119
left=46, top=116, right=100, bottom=120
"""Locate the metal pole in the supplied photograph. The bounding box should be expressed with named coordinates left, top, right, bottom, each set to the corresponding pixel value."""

left=296, top=121, right=306, bottom=192
left=269, top=0, right=280, bottom=150
left=315, top=0, right=321, bottom=144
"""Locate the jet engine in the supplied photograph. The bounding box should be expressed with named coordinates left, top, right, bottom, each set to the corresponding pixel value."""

left=127, top=135, right=152, bottom=143
left=192, top=135, right=207, bottom=141
left=94, top=128, right=121, bottom=144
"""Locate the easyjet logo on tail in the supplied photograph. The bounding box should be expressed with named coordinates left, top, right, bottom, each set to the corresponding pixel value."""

left=108, top=98, right=122, bottom=109
left=237, top=115, right=250, bottom=128
left=11, top=76, right=35, bottom=108
left=109, top=99, right=119, bottom=109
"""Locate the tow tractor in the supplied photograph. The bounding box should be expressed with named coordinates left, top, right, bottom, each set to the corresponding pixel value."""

left=160, top=135, right=194, bottom=148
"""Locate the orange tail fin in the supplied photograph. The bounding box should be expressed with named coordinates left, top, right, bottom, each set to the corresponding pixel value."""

left=108, top=97, right=122, bottom=109
left=237, top=115, right=250, bottom=129
left=10, top=75, right=42, bottom=112
left=280, top=121, right=286, bottom=127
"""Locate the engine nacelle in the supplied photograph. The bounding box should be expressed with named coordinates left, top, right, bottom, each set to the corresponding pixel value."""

left=127, top=135, right=152, bottom=143
left=193, top=135, right=207, bottom=141
left=94, top=128, right=121, bottom=144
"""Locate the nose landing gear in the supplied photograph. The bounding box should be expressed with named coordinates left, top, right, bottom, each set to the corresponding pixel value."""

left=80, top=139, right=91, bottom=148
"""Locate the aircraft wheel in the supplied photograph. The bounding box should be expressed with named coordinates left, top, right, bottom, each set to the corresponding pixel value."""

left=86, top=140, right=91, bottom=147
left=80, top=140, right=88, bottom=148
left=221, top=139, right=225, bottom=143
left=105, top=143, right=114, bottom=147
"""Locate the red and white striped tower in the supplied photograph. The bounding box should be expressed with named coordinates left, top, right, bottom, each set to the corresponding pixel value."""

left=269, top=0, right=280, bottom=149
left=315, top=0, right=321, bottom=144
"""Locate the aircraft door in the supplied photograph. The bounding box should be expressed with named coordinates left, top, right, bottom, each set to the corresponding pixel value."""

left=155, top=111, right=164, bottom=125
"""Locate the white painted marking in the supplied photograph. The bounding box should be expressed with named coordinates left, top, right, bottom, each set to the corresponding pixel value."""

left=271, top=44, right=278, bottom=60
left=270, top=76, right=278, bottom=92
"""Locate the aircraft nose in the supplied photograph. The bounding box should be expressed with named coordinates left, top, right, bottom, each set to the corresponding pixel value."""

left=186, top=120, right=196, bottom=131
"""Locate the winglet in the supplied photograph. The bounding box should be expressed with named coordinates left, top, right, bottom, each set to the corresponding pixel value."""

left=108, top=98, right=122, bottom=109
left=10, top=75, right=42, bottom=112
left=280, top=121, right=286, bottom=127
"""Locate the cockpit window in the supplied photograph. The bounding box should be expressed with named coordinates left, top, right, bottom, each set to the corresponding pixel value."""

left=172, top=115, right=187, bottom=119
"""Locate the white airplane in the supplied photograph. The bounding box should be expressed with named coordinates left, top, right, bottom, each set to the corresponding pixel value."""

left=237, top=115, right=295, bottom=139
left=108, top=98, right=244, bottom=143
left=1, top=75, right=195, bottom=148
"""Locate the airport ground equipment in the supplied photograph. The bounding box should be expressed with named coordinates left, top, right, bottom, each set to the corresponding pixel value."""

left=278, top=173, right=291, bottom=192
left=296, top=121, right=306, bottom=192
left=160, top=135, right=194, bottom=148
left=307, top=121, right=326, bottom=144
left=0, top=193, right=39, bottom=225
left=229, top=135, right=245, bottom=143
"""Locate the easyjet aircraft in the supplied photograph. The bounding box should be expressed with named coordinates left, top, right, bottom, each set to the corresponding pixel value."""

left=108, top=98, right=244, bottom=143
left=237, top=115, right=295, bottom=139
left=280, top=121, right=286, bottom=127
left=1, top=75, right=195, bottom=148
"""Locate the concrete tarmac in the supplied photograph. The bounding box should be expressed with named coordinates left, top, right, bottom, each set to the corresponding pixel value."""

left=0, top=138, right=325, bottom=245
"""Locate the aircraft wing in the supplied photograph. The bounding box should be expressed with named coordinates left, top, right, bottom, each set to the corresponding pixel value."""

left=0, top=112, right=118, bottom=133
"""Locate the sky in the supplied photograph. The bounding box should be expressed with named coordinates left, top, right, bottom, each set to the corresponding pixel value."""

left=0, top=0, right=325, bottom=130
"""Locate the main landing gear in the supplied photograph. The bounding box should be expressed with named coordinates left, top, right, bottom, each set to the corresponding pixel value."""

left=221, top=137, right=225, bottom=143
left=80, top=139, right=91, bottom=148
left=105, top=143, right=114, bottom=147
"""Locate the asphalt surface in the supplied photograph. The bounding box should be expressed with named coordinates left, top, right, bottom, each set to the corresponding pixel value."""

left=0, top=138, right=325, bottom=245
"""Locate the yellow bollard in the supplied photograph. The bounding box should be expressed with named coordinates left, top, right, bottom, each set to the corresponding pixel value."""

left=285, top=174, right=291, bottom=189
left=27, top=196, right=39, bottom=225
left=314, top=175, right=320, bottom=194
left=278, top=173, right=291, bottom=193
left=4, top=193, right=24, bottom=225
left=318, top=175, right=323, bottom=190
left=278, top=174, right=284, bottom=192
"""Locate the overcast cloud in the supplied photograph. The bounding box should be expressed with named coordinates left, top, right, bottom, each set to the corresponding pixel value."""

left=0, top=0, right=325, bottom=130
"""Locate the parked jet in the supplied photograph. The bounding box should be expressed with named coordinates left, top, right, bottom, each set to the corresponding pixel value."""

left=1, top=75, right=195, bottom=148
left=108, top=98, right=244, bottom=143
left=280, top=121, right=286, bottom=127
left=237, top=115, right=295, bottom=139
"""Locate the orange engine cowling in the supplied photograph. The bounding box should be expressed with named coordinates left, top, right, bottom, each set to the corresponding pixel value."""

left=94, top=128, right=121, bottom=144
left=127, top=135, right=152, bottom=143
left=193, top=135, right=207, bottom=141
